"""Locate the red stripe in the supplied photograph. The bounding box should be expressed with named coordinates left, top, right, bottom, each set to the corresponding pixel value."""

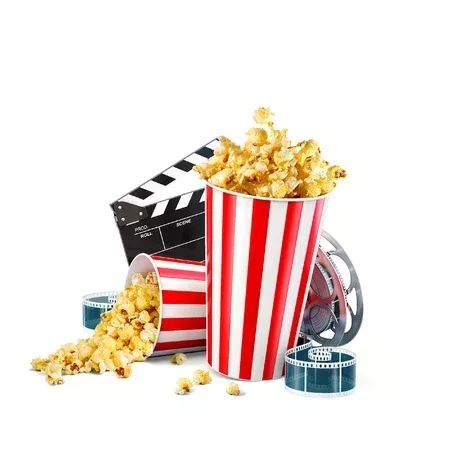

left=239, top=199, right=271, bottom=379
left=160, top=317, right=206, bottom=331
left=219, top=192, right=236, bottom=374
left=287, top=199, right=325, bottom=348
left=155, top=339, right=207, bottom=351
left=262, top=202, right=303, bottom=380
left=162, top=290, right=206, bottom=304
left=206, top=185, right=213, bottom=365
left=158, top=267, right=205, bottom=281
left=151, top=255, right=205, bottom=266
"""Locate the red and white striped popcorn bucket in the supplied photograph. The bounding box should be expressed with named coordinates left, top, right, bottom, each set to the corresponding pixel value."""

left=205, top=183, right=329, bottom=381
left=125, top=255, right=206, bottom=356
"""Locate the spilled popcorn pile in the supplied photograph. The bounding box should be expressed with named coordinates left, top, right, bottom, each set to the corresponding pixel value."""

left=31, top=272, right=160, bottom=385
left=194, top=108, right=346, bottom=198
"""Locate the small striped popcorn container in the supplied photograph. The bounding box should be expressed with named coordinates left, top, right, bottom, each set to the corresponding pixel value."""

left=205, top=183, right=329, bottom=381
left=126, top=255, right=206, bottom=356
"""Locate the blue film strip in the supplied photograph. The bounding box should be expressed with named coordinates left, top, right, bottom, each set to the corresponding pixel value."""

left=285, top=340, right=356, bottom=397
left=82, top=292, right=118, bottom=330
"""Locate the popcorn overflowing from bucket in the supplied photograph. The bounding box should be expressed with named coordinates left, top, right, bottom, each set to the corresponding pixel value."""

left=194, top=108, right=346, bottom=198
left=31, top=272, right=160, bottom=384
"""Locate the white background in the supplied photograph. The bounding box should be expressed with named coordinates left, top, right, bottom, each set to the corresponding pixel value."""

left=1, top=1, right=449, bottom=448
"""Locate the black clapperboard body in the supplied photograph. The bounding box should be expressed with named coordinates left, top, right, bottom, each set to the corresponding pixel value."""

left=111, top=139, right=218, bottom=264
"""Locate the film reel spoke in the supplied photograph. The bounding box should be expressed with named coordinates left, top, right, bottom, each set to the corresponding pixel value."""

left=301, top=231, right=363, bottom=347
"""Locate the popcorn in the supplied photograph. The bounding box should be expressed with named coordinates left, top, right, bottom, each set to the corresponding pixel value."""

left=31, top=272, right=160, bottom=385
left=115, top=365, right=132, bottom=378
left=253, top=107, right=273, bottom=125
left=193, top=369, right=212, bottom=385
left=46, top=362, right=63, bottom=385
left=131, top=273, right=145, bottom=286
left=31, top=357, right=50, bottom=372
left=170, top=353, right=187, bottom=365
left=194, top=108, right=346, bottom=198
left=226, top=382, right=241, bottom=396
left=175, top=377, right=193, bottom=395
left=145, top=272, right=158, bottom=285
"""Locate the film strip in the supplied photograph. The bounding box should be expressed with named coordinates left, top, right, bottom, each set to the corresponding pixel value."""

left=82, top=292, right=118, bottom=330
left=111, top=139, right=219, bottom=264
left=301, top=231, right=363, bottom=346
left=285, top=337, right=356, bottom=396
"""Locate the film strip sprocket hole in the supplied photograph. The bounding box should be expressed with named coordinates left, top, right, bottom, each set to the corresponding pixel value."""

left=285, top=339, right=356, bottom=396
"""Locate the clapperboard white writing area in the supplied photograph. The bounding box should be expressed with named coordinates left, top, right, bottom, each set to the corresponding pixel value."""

left=111, top=139, right=218, bottom=264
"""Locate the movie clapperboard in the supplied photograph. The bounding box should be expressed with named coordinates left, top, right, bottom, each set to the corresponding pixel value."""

left=111, top=139, right=219, bottom=264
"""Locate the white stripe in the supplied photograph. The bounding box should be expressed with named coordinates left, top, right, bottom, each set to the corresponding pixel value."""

left=118, top=194, right=148, bottom=207
left=162, top=304, right=206, bottom=318
left=227, top=196, right=253, bottom=378
left=251, top=201, right=288, bottom=381
left=199, top=190, right=206, bottom=202
left=152, top=199, right=169, bottom=217
left=175, top=192, right=193, bottom=210
left=206, top=141, right=219, bottom=150
left=163, top=166, right=190, bottom=179
left=157, top=329, right=206, bottom=343
left=154, top=258, right=205, bottom=272
left=185, top=153, right=208, bottom=165
left=272, top=201, right=315, bottom=379
left=211, top=189, right=223, bottom=370
left=141, top=180, right=170, bottom=193
left=151, top=347, right=206, bottom=357
left=290, top=198, right=329, bottom=342
left=159, top=277, right=205, bottom=292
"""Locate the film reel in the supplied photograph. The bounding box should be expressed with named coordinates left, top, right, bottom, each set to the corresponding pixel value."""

left=301, top=231, right=363, bottom=346
left=285, top=339, right=356, bottom=397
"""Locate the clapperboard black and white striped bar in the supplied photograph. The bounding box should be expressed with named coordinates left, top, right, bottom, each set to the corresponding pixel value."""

left=111, top=139, right=219, bottom=264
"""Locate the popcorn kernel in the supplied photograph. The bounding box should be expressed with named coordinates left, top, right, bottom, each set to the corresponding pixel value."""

left=193, top=369, right=212, bottom=385
left=116, top=365, right=132, bottom=378
left=176, top=377, right=193, bottom=395
left=170, top=353, right=187, bottom=365
left=226, top=382, right=241, bottom=396
left=194, top=108, right=346, bottom=198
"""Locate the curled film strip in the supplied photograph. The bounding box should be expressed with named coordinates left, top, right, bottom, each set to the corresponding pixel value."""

left=82, top=292, right=118, bottom=330
left=285, top=337, right=356, bottom=396
left=301, top=231, right=363, bottom=347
